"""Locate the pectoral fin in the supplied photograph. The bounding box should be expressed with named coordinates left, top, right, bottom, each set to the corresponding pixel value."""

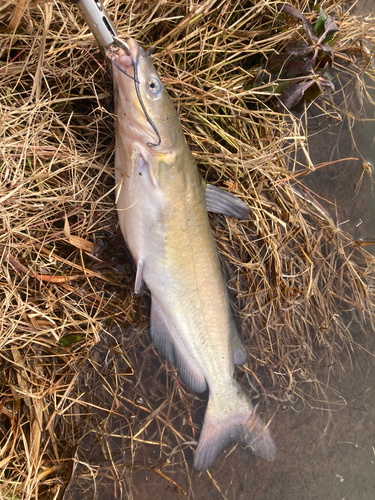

left=205, top=184, right=251, bottom=219
left=232, top=330, right=247, bottom=365
left=151, top=299, right=207, bottom=393
left=129, top=143, right=157, bottom=196
left=129, top=145, right=146, bottom=196
left=134, top=259, right=144, bottom=294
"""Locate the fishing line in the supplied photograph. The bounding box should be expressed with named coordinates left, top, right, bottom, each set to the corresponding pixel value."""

left=133, top=58, right=161, bottom=148
left=111, top=47, right=162, bottom=147
left=111, top=59, right=139, bottom=83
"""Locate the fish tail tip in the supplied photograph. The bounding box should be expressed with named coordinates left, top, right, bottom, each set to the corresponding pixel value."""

left=247, top=423, right=277, bottom=462
left=193, top=423, right=223, bottom=471
left=193, top=402, right=276, bottom=471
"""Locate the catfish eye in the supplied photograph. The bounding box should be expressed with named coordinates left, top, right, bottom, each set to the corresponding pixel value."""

left=147, top=77, right=162, bottom=95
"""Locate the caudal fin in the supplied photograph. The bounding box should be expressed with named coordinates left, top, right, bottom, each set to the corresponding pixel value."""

left=194, top=394, right=276, bottom=471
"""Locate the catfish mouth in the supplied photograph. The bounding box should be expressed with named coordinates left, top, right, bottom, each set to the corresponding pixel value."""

left=110, top=39, right=162, bottom=148
left=110, top=38, right=139, bottom=81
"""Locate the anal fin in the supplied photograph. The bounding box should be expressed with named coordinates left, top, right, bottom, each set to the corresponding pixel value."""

left=151, top=299, right=207, bottom=393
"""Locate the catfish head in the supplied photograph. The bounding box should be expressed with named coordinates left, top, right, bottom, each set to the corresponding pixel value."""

left=110, top=39, right=184, bottom=161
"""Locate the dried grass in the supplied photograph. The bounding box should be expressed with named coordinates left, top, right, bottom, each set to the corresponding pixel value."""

left=0, top=0, right=374, bottom=498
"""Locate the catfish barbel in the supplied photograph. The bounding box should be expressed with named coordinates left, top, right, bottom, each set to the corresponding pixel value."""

left=108, top=39, right=276, bottom=471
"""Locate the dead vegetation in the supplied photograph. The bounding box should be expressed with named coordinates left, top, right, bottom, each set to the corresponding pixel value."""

left=0, top=0, right=374, bottom=498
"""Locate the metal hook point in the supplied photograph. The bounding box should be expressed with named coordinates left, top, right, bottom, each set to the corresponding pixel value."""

left=113, top=36, right=131, bottom=56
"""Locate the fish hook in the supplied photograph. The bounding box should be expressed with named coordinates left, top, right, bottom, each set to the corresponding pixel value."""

left=133, top=57, right=161, bottom=148
left=110, top=43, right=162, bottom=148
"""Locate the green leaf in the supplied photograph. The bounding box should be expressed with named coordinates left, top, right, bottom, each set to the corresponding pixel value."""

left=58, top=335, right=83, bottom=347
left=322, top=16, right=339, bottom=43
left=275, top=81, right=290, bottom=95
left=303, top=82, right=323, bottom=102
left=314, top=8, right=327, bottom=37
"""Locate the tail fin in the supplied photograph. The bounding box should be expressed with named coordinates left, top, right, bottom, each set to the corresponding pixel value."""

left=194, top=392, right=276, bottom=471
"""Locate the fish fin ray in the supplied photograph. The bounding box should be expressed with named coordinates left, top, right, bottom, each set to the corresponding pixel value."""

left=129, top=143, right=156, bottom=194
left=129, top=144, right=145, bottom=196
left=244, top=416, right=277, bottom=462
left=134, top=259, right=143, bottom=294
left=194, top=389, right=276, bottom=471
left=205, top=184, right=251, bottom=219
left=150, top=299, right=207, bottom=393
left=232, top=331, right=247, bottom=365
